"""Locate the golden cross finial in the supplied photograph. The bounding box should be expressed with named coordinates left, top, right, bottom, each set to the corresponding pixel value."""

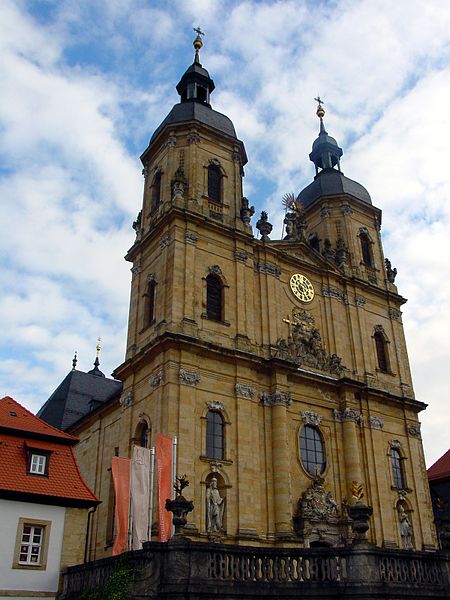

left=315, top=95, right=325, bottom=119
left=96, top=337, right=101, bottom=358
left=193, top=26, right=205, bottom=37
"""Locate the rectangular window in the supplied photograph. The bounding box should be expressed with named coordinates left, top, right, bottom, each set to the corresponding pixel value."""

left=30, top=454, right=47, bottom=474
left=13, top=518, right=51, bottom=570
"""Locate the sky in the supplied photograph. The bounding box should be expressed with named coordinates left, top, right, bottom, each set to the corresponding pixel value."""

left=0, top=0, right=449, bottom=467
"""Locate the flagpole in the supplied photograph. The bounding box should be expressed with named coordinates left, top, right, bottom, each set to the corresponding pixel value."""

left=172, top=436, right=177, bottom=537
left=148, top=446, right=155, bottom=541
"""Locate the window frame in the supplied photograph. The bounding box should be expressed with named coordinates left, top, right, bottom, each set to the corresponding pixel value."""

left=151, top=170, right=162, bottom=213
left=391, top=447, right=407, bottom=490
left=299, top=425, right=326, bottom=477
left=12, top=518, right=51, bottom=570
left=26, top=448, right=51, bottom=477
left=207, top=164, right=222, bottom=204
left=205, top=410, right=224, bottom=460
left=359, top=230, right=374, bottom=267
left=206, top=273, right=223, bottom=321
left=143, top=277, right=157, bottom=329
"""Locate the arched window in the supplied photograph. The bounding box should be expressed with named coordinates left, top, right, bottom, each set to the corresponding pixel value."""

left=360, top=231, right=373, bottom=266
left=374, top=329, right=389, bottom=372
left=151, top=171, right=162, bottom=212
left=299, top=426, right=326, bottom=476
left=206, top=410, right=224, bottom=459
left=143, top=278, right=156, bottom=328
left=208, top=164, right=222, bottom=203
left=206, top=274, right=222, bottom=321
left=134, top=420, right=151, bottom=448
left=391, top=447, right=406, bottom=489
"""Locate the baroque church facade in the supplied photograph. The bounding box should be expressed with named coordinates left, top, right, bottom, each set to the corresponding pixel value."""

left=63, top=35, right=436, bottom=559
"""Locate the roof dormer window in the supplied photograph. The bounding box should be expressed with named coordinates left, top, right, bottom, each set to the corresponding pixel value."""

left=27, top=451, right=49, bottom=476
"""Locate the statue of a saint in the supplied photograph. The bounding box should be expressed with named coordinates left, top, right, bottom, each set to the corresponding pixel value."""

left=206, top=477, right=225, bottom=533
left=399, top=505, right=413, bottom=549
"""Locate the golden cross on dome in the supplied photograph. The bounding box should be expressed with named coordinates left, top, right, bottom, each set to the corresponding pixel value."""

left=314, top=95, right=324, bottom=108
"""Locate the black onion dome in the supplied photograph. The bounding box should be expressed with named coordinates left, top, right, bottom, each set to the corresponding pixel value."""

left=297, top=169, right=372, bottom=207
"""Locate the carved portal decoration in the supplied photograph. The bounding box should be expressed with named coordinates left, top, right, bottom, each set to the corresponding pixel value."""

left=179, top=369, right=200, bottom=386
left=271, top=309, right=345, bottom=376
left=293, top=476, right=347, bottom=547
left=235, top=384, right=255, bottom=399
left=301, top=411, right=323, bottom=427
left=259, top=391, right=292, bottom=408
left=369, top=415, right=384, bottom=429
left=334, top=408, right=364, bottom=427
left=206, top=400, right=225, bottom=412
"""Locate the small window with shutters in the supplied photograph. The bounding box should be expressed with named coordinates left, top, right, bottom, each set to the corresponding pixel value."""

left=208, top=164, right=222, bottom=203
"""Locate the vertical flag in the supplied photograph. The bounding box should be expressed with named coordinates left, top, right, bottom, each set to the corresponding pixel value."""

left=111, top=456, right=131, bottom=556
left=130, top=445, right=151, bottom=550
left=155, top=433, right=173, bottom=542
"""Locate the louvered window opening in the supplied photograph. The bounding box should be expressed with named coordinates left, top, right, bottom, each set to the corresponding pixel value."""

left=375, top=332, right=388, bottom=372
left=208, top=165, right=222, bottom=203
left=206, top=275, right=222, bottom=321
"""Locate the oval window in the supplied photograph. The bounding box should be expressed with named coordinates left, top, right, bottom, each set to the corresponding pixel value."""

left=300, top=425, right=326, bottom=476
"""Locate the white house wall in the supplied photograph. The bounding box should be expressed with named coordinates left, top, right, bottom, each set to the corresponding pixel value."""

left=0, top=499, right=65, bottom=599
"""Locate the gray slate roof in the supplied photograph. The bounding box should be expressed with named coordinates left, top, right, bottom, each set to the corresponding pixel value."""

left=149, top=101, right=237, bottom=144
left=37, top=370, right=122, bottom=431
left=297, top=168, right=372, bottom=208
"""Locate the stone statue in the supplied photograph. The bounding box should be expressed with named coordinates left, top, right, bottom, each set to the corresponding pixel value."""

left=385, top=258, right=397, bottom=283
left=256, top=211, right=273, bottom=241
left=399, top=505, right=413, bottom=549
left=240, top=197, right=255, bottom=225
left=206, top=477, right=225, bottom=533
left=171, top=166, right=187, bottom=202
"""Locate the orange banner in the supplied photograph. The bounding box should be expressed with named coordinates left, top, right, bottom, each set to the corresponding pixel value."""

left=155, top=433, right=173, bottom=542
left=111, top=456, right=131, bottom=555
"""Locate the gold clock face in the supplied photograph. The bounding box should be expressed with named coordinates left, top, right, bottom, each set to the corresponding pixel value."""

left=289, top=273, right=315, bottom=303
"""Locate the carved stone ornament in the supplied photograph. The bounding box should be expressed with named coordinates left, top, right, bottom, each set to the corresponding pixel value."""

left=256, top=211, right=273, bottom=241
left=385, top=258, right=398, bottom=283
left=240, top=197, right=255, bottom=225
left=334, top=408, right=364, bottom=427
left=298, top=477, right=340, bottom=521
left=355, top=295, right=366, bottom=307
left=150, top=370, right=163, bottom=389
left=407, top=423, right=421, bottom=437
left=301, top=411, right=323, bottom=426
left=322, top=285, right=349, bottom=304
left=206, top=400, right=225, bottom=412
left=187, top=131, right=200, bottom=144
left=271, top=309, right=345, bottom=376
left=119, top=391, right=133, bottom=408
left=320, top=206, right=330, bottom=218
left=131, top=261, right=142, bottom=275
left=147, top=273, right=156, bottom=284
left=341, top=205, right=353, bottom=216
left=171, top=166, right=187, bottom=201
left=259, top=391, right=292, bottom=408
left=232, top=150, right=241, bottom=163
left=389, top=307, right=402, bottom=321
left=207, top=265, right=223, bottom=277
left=185, top=231, right=198, bottom=245
left=165, top=135, right=177, bottom=148
left=389, top=439, right=401, bottom=449
left=369, top=415, right=384, bottom=430
left=235, top=384, right=255, bottom=399
left=234, top=249, right=249, bottom=262
left=179, top=368, right=200, bottom=386
left=132, top=210, right=143, bottom=241
left=256, top=262, right=281, bottom=277
left=159, top=233, right=171, bottom=248
left=374, top=324, right=385, bottom=334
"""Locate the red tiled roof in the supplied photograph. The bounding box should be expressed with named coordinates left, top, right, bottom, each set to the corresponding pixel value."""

left=428, top=449, right=450, bottom=482
left=0, top=397, right=98, bottom=506
left=0, top=396, right=77, bottom=443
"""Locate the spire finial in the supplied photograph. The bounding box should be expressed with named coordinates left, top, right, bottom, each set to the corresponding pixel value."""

left=193, top=26, right=204, bottom=63
left=72, top=351, right=77, bottom=371
left=96, top=336, right=101, bottom=358
left=314, top=95, right=327, bottom=134
left=88, top=337, right=105, bottom=377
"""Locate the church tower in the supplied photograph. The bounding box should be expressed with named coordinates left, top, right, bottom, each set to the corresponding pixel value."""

left=70, top=36, right=437, bottom=558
